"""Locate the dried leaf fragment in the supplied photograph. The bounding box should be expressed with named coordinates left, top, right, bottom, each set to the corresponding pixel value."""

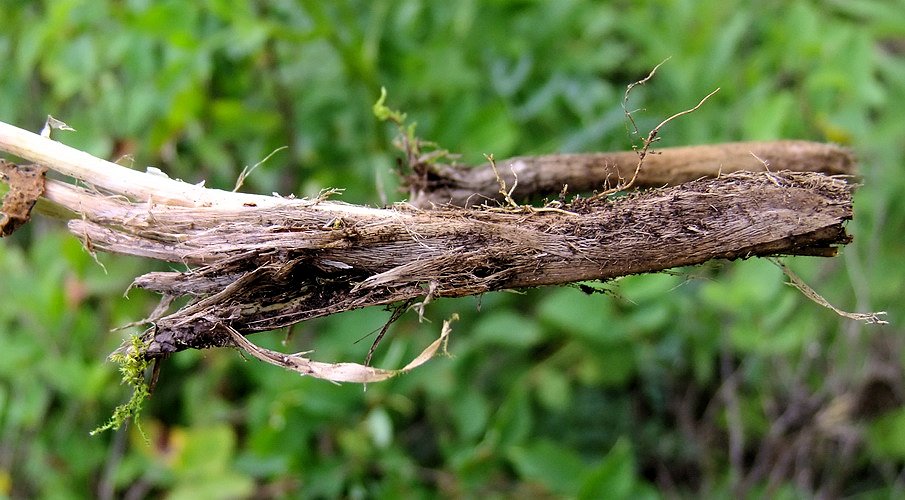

left=772, top=258, right=887, bottom=324
left=0, top=160, right=48, bottom=237
left=225, top=314, right=457, bottom=382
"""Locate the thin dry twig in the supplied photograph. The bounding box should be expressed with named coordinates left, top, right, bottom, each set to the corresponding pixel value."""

left=484, top=153, right=578, bottom=216
left=592, top=86, right=721, bottom=200
left=365, top=300, right=413, bottom=367
left=623, top=57, right=672, bottom=136
left=233, top=146, right=287, bottom=192
left=487, top=153, right=520, bottom=209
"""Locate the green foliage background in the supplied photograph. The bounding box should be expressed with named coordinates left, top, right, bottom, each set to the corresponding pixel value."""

left=1, top=0, right=904, bottom=497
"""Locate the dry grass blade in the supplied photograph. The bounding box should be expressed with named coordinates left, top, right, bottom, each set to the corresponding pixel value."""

left=225, top=315, right=455, bottom=383
left=772, top=259, right=888, bottom=324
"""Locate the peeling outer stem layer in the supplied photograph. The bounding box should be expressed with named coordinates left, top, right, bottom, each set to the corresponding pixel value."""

left=73, top=170, right=854, bottom=357
left=0, top=120, right=379, bottom=216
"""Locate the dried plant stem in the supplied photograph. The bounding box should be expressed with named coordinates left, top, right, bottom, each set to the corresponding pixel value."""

left=57, top=171, right=850, bottom=357
left=0, top=121, right=211, bottom=206
left=0, top=119, right=857, bottom=362
left=0, top=121, right=375, bottom=215
left=408, top=140, right=856, bottom=207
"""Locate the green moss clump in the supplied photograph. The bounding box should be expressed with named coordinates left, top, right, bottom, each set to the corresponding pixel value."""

left=90, top=335, right=151, bottom=438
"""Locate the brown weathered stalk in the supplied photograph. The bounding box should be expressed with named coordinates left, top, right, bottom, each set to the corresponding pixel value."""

left=408, top=140, right=855, bottom=207
left=0, top=121, right=856, bottom=360
left=57, top=171, right=852, bottom=356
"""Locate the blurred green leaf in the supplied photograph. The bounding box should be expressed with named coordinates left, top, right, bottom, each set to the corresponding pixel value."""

left=166, top=475, right=255, bottom=500
left=742, top=90, right=795, bottom=139
left=577, top=438, right=637, bottom=500
left=461, top=100, right=518, bottom=158
left=577, top=342, right=637, bottom=387
left=452, top=389, right=490, bottom=441
left=171, top=425, right=235, bottom=476
left=867, top=408, right=905, bottom=459
left=508, top=439, right=586, bottom=495
left=537, top=288, right=619, bottom=343
left=471, top=310, right=544, bottom=348
left=490, top=386, right=533, bottom=449
left=533, top=366, right=572, bottom=411
left=366, top=407, right=393, bottom=450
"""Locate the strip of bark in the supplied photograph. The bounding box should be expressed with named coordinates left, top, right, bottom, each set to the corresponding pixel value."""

left=55, top=171, right=851, bottom=357
left=408, top=140, right=855, bottom=207
left=0, top=160, right=47, bottom=236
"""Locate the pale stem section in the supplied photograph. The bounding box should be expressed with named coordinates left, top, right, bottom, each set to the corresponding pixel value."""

left=0, top=120, right=381, bottom=216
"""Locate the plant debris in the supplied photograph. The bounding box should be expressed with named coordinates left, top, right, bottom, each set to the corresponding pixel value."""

left=0, top=159, right=47, bottom=237
left=42, top=170, right=853, bottom=357
left=0, top=117, right=870, bottom=391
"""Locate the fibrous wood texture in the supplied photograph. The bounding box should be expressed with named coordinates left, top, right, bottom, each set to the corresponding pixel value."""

left=64, top=170, right=851, bottom=356
left=0, top=120, right=855, bottom=360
